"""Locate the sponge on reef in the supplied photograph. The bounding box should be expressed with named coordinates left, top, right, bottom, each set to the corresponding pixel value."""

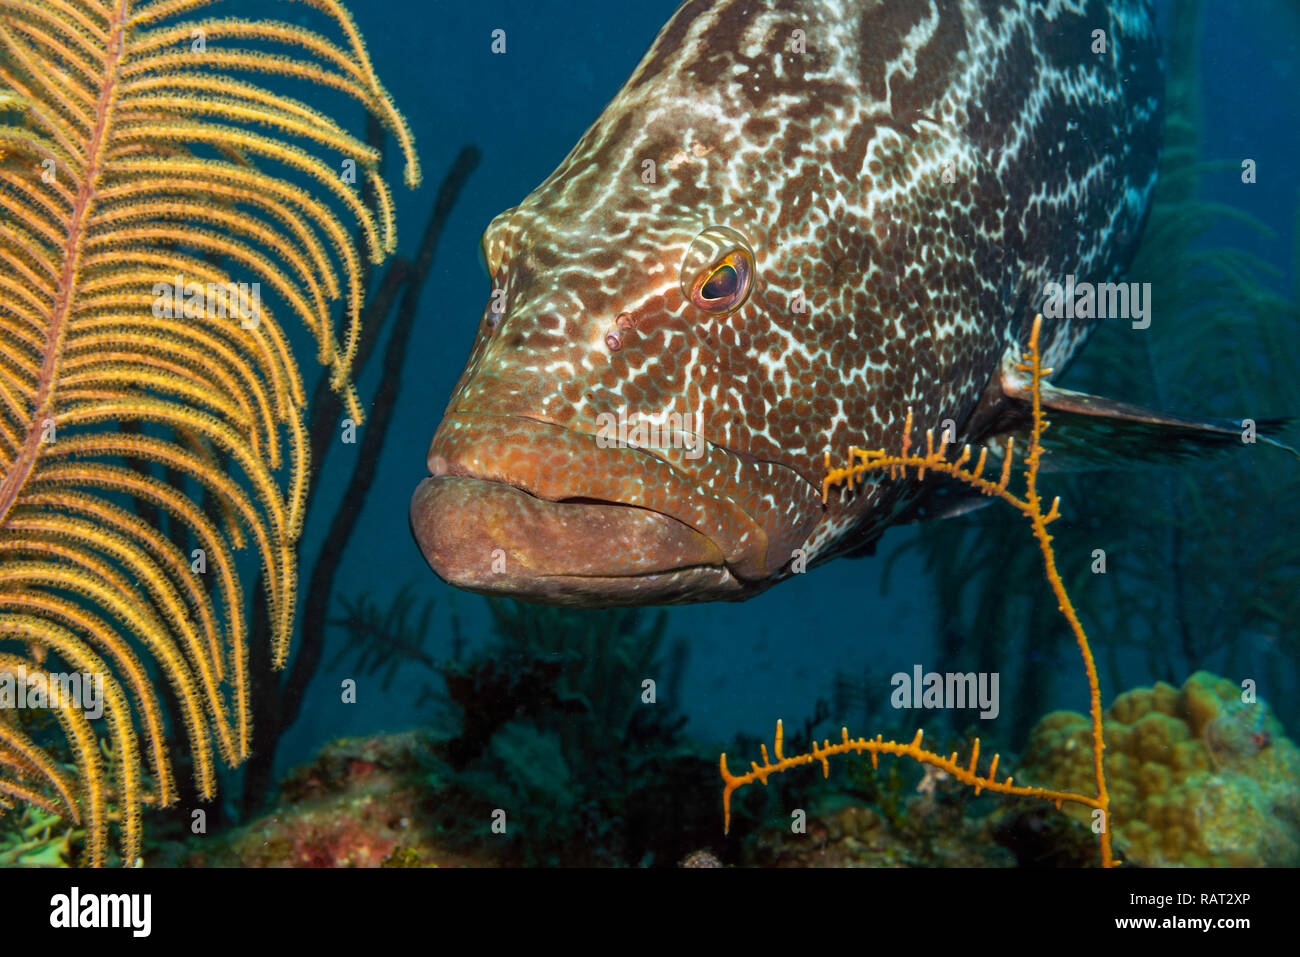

left=1018, top=671, right=1300, bottom=866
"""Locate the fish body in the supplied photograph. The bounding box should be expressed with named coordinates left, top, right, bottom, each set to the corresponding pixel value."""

left=411, top=0, right=1163, bottom=605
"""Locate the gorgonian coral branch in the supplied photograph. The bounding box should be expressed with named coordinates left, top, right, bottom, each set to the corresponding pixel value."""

left=724, top=315, right=1117, bottom=867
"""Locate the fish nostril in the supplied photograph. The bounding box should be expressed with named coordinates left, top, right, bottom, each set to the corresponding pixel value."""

left=604, top=312, right=637, bottom=352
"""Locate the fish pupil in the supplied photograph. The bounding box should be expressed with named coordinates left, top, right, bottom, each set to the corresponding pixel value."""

left=701, top=264, right=738, bottom=301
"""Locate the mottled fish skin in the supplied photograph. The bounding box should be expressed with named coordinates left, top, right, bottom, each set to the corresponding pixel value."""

left=411, top=0, right=1162, bottom=605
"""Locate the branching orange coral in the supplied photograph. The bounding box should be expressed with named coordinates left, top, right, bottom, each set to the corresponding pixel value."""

left=720, top=315, right=1117, bottom=867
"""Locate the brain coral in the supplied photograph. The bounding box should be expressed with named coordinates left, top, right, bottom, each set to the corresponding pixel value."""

left=1017, top=670, right=1300, bottom=866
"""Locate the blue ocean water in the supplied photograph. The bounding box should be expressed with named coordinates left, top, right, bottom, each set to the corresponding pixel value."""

left=270, top=0, right=1300, bottom=794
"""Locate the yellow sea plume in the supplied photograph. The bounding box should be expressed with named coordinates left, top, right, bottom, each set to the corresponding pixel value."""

left=721, top=315, right=1118, bottom=868
left=0, top=0, right=417, bottom=865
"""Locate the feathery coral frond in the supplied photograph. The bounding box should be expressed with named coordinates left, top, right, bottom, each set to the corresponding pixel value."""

left=0, top=0, right=417, bottom=864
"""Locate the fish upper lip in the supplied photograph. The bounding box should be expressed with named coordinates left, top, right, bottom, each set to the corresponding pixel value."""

left=430, top=442, right=676, bottom=522
left=439, top=409, right=823, bottom=508
left=426, top=408, right=725, bottom=515
left=428, top=413, right=698, bottom=526
left=422, top=409, right=784, bottom=581
left=431, top=410, right=679, bottom=497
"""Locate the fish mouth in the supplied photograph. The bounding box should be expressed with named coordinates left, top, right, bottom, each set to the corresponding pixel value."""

left=409, top=412, right=767, bottom=605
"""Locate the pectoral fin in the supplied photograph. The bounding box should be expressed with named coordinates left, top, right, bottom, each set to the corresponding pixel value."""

left=964, top=357, right=1298, bottom=472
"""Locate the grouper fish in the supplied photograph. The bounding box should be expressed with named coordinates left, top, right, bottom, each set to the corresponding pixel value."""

left=410, top=0, right=1271, bottom=606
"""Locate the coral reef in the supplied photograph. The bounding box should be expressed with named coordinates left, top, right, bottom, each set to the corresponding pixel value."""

left=0, top=804, right=79, bottom=867
left=679, top=849, right=724, bottom=867
left=423, top=600, right=719, bottom=867
left=164, top=731, right=491, bottom=868
left=744, top=798, right=1012, bottom=868
left=173, top=720, right=1016, bottom=868
left=321, top=594, right=724, bottom=866
left=1016, top=671, right=1300, bottom=866
left=727, top=717, right=1016, bottom=867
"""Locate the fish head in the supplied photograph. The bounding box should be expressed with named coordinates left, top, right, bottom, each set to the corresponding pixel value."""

left=411, top=2, right=1010, bottom=605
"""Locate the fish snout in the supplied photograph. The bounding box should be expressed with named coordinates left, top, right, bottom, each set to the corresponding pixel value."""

left=409, top=412, right=760, bottom=604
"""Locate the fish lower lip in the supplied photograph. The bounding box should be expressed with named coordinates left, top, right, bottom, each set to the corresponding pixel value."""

left=409, top=475, right=732, bottom=605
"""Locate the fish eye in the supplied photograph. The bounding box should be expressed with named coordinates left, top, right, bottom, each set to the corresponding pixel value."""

left=701, top=263, right=738, bottom=300
left=681, top=225, right=755, bottom=315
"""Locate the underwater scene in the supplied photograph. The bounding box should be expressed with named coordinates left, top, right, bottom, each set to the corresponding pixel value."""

left=0, top=0, right=1298, bottom=882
